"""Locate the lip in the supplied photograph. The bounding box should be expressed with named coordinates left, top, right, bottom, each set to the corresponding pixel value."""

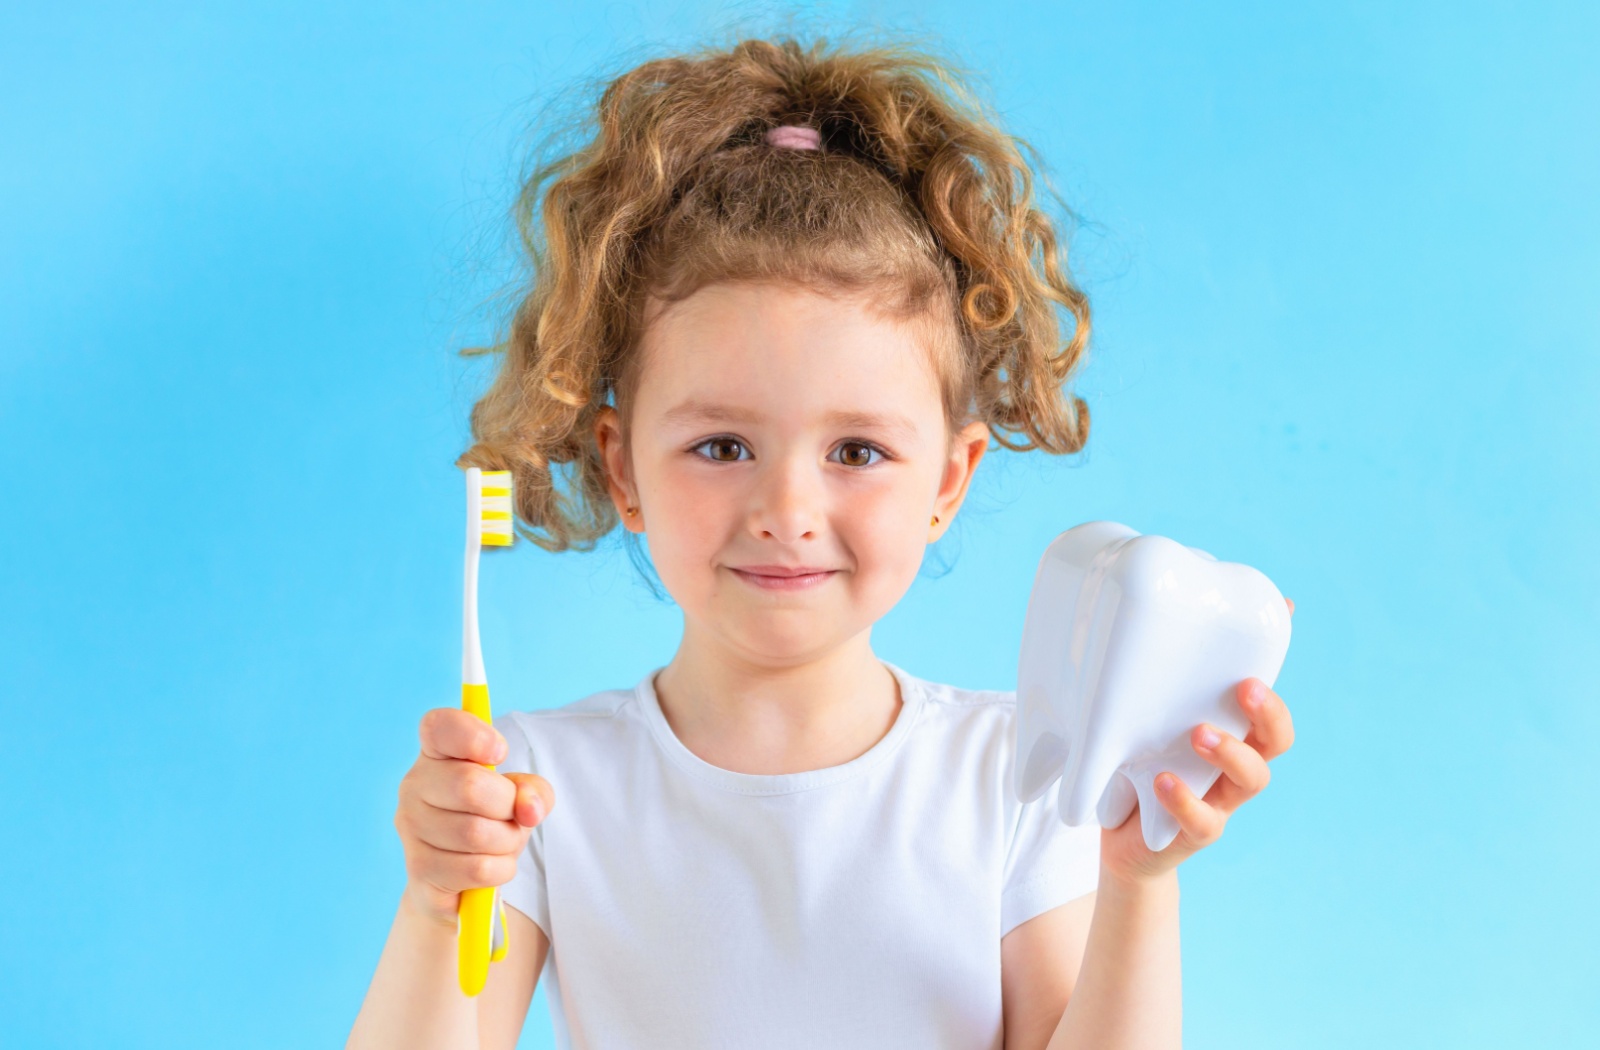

left=728, top=565, right=838, bottom=591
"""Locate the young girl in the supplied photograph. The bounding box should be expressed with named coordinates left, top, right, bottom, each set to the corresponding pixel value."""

left=351, top=35, right=1296, bottom=1050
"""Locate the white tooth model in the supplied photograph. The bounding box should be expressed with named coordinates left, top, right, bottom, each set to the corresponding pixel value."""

left=1014, top=521, right=1293, bottom=853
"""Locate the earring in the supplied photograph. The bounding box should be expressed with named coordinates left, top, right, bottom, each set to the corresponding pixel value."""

left=931, top=514, right=940, bottom=525
left=625, top=506, right=638, bottom=516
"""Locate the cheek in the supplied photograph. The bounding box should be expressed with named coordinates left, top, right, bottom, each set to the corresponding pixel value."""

left=638, top=457, right=728, bottom=575
left=838, top=481, right=930, bottom=578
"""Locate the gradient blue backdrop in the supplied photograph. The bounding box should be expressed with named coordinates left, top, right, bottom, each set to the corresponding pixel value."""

left=3, top=2, right=1595, bottom=1047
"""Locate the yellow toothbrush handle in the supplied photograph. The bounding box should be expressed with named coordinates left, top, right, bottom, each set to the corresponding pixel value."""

left=457, top=683, right=510, bottom=996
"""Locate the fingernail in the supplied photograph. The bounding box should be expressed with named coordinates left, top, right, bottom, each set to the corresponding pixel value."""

left=492, top=736, right=507, bottom=762
left=1197, top=726, right=1220, bottom=750
left=1158, top=773, right=1177, bottom=793
left=527, top=795, right=546, bottom=824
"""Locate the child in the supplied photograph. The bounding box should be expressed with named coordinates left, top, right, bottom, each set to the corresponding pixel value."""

left=351, top=34, right=1296, bottom=1050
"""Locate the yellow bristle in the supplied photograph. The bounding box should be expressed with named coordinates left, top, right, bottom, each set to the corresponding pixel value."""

left=478, top=470, right=514, bottom=547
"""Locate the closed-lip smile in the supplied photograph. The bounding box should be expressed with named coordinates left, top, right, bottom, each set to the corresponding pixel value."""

left=728, top=564, right=838, bottom=590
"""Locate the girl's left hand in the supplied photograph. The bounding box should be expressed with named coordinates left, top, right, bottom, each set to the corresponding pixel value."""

left=1099, top=597, right=1297, bottom=884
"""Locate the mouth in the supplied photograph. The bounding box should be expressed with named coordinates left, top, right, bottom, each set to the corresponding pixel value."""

left=728, top=565, right=838, bottom=591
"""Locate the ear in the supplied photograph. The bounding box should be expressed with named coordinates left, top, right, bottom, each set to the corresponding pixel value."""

left=593, top=405, right=643, bottom=533
left=930, top=420, right=990, bottom=539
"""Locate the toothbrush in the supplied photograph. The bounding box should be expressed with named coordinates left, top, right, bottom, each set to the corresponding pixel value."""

left=458, top=466, right=514, bottom=997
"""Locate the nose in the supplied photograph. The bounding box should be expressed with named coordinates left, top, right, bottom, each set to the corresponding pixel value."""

left=747, top=449, right=824, bottom=544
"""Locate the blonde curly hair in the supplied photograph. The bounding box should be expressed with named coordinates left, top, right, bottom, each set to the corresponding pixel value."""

left=458, top=34, right=1092, bottom=553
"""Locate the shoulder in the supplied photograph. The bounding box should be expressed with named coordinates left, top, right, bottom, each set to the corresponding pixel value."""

left=895, top=667, right=1073, bottom=830
left=897, top=665, right=1020, bottom=737
left=502, top=685, right=637, bottom=723
left=891, top=665, right=1028, bottom=781
left=491, top=682, right=644, bottom=759
left=912, top=675, right=1017, bottom=713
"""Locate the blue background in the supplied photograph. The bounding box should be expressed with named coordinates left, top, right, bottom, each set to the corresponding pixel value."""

left=3, top=2, right=1595, bottom=1047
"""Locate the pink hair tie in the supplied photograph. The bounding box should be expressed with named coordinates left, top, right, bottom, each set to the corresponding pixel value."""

left=765, top=124, right=821, bottom=150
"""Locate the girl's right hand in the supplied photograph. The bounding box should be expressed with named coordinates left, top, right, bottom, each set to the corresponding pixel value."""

left=394, top=707, right=555, bottom=928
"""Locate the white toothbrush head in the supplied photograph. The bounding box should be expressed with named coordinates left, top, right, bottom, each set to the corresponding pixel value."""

left=462, top=467, right=512, bottom=687
left=467, top=468, right=515, bottom=548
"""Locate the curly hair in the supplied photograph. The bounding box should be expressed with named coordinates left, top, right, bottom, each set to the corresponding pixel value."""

left=457, top=34, right=1092, bottom=553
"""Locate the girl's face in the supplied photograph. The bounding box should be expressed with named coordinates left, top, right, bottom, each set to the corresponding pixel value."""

left=594, top=281, right=989, bottom=665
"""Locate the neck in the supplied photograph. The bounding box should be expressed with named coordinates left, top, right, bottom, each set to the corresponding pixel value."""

left=651, top=623, right=902, bottom=776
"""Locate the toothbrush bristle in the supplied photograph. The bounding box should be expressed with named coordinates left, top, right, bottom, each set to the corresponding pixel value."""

left=479, top=470, right=514, bottom=547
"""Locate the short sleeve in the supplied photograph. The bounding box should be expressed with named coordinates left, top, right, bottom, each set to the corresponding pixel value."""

left=491, top=712, right=551, bottom=942
left=1000, top=775, right=1101, bottom=938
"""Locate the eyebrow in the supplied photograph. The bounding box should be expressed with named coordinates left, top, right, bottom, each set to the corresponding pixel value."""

left=659, top=399, right=920, bottom=440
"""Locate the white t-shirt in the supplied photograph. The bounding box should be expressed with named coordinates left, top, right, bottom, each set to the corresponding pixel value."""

left=491, top=659, right=1101, bottom=1049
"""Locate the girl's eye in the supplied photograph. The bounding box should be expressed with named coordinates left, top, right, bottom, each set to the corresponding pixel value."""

left=692, top=437, right=750, bottom=462
left=833, top=441, right=885, bottom=468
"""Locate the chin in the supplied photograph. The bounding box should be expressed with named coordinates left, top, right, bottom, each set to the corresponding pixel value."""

left=721, top=611, right=857, bottom=663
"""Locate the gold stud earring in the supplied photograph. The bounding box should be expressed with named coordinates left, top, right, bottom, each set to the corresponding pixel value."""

left=931, top=514, right=940, bottom=525
left=625, top=506, right=637, bottom=516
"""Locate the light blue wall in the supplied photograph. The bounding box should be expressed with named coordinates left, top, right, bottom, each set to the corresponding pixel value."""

left=2, top=2, right=1594, bottom=1046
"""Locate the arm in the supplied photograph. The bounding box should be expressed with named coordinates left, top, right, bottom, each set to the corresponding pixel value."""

left=1042, top=868, right=1180, bottom=1050
left=1001, top=891, right=1096, bottom=1050
left=480, top=905, right=549, bottom=1049
left=349, top=707, right=556, bottom=1049
left=347, top=889, right=549, bottom=1050
left=347, top=886, right=481, bottom=1050
left=1007, top=636, right=1299, bottom=1050
left=999, top=874, right=1180, bottom=1050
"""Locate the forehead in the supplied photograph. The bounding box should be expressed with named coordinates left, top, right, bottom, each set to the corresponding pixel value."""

left=632, top=282, right=945, bottom=429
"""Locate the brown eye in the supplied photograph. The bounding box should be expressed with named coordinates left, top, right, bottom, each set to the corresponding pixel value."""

left=835, top=441, right=882, bottom=468
left=699, top=438, right=747, bottom=462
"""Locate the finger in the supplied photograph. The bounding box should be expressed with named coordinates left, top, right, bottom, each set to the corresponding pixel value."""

left=503, top=772, right=555, bottom=828
left=1154, top=772, right=1226, bottom=849
left=416, top=760, right=517, bottom=819
left=1191, top=723, right=1271, bottom=813
left=419, top=707, right=507, bottom=766
left=1238, top=678, right=1295, bottom=761
left=1285, top=597, right=1295, bottom=617
left=410, top=799, right=530, bottom=855
left=409, top=839, right=520, bottom=893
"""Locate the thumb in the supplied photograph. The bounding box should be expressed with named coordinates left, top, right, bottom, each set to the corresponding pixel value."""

left=502, top=772, right=555, bottom=828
